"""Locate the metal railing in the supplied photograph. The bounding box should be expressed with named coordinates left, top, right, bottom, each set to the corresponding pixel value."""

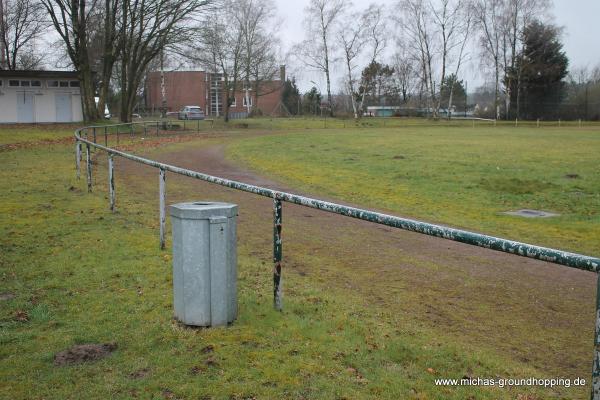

left=74, top=122, right=600, bottom=398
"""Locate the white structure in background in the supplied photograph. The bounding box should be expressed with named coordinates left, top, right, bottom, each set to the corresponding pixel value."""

left=0, top=71, right=83, bottom=123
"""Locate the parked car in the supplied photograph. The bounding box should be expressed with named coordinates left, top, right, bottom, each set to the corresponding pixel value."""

left=178, top=106, right=205, bottom=120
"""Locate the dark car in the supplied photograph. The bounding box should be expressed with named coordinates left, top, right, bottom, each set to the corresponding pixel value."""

left=178, top=106, right=205, bottom=120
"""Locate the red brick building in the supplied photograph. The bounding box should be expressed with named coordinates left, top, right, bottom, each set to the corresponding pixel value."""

left=145, top=66, right=286, bottom=117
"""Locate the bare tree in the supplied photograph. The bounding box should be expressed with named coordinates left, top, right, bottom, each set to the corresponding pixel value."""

left=295, top=0, right=349, bottom=116
left=117, top=0, right=209, bottom=121
left=391, top=47, right=417, bottom=104
left=0, top=0, right=49, bottom=70
left=473, top=0, right=503, bottom=119
left=42, top=0, right=101, bottom=120
left=355, top=3, right=386, bottom=117
left=192, top=1, right=244, bottom=122
left=444, top=2, right=472, bottom=117
left=338, top=10, right=367, bottom=119
left=233, top=0, right=280, bottom=114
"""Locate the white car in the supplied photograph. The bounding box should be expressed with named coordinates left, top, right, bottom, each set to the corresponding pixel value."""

left=178, top=106, right=205, bottom=120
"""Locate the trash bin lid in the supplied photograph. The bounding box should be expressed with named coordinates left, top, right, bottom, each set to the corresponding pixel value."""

left=170, top=202, right=238, bottom=219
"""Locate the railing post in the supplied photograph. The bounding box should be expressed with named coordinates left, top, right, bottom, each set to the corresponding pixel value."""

left=197, top=119, right=200, bottom=133
left=591, top=273, right=600, bottom=399
left=104, top=126, right=108, bottom=146
left=108, top=153, right=115, bottom=212
left=273, top=197, right=283, bottom=311
left=86, top=143, right=92, bottom=193
left=159, top=167, right=166, bottom=249
left=144, top=122, right=147, bottom=136
left=156, top=121, right=159, bottom=137
left=93, top=127, right=97, bottom=143
left=75, top=141, right=81, bottom=179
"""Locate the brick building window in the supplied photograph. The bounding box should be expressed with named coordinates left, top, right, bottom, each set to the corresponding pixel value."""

left=230, top=97, right=236, bottom=107
left=243, top=96, right=253, bottom=107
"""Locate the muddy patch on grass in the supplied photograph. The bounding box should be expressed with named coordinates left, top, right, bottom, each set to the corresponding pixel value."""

left=129, top=368, right=151, bottom=379
left=200, top=344, right=215, bottom=354
left=0, top=293, right=15, bottom=301
left=565, top=173, right=580, bottom=179
left=54, top=343, right=117, bottom=366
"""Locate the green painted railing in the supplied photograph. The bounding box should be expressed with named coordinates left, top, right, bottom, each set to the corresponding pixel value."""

left=74, top=123, right=600, bottom=399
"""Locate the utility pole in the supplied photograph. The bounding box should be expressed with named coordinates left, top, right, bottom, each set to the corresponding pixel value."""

left=464, top=80, right=468, bottom=117
left=0, top=0, right=6, bottom=69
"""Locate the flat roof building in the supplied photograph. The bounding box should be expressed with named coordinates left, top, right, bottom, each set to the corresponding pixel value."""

left=145, top=67, right=286, bottom=118
left=0, top=70, right=83, bottom=123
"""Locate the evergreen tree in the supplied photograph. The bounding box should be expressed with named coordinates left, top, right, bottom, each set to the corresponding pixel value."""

left=508, top=21, right=569, bottom=120
left=282, top=78, right=301, bottom=115
left=358, top=61, right=397, bottom=107
left=439, top=74, right=467, bottom=113
left=302, top=87, right=322, bottom=116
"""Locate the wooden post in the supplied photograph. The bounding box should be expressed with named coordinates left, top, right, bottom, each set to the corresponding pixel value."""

left=108, top=154, right=115, bottom=212
left=273, top=198, right=283, bottom=311
left=159, top=167, right=166, bottom=249
left=86, top=143, right=92, bottom=193
left=104, top=126, right=108, bottom=146
left=93, top=127, right=97, bottom=143
left=537, top=119, right=540, bottom=128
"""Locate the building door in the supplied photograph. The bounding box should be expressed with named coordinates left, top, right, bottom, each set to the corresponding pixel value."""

left=55, top=93, right=72, bottom=122
left=17, top=92, right=34, bottom=123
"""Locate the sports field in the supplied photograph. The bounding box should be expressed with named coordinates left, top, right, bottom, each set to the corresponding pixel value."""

left=1, top=119, right=598, bottom=399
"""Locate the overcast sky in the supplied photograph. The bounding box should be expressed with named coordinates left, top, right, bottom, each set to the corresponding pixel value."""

left=274, top=0, right=600, bottom=92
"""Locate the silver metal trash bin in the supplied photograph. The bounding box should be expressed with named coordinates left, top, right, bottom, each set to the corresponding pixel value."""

left=170, top=202, right=238, bottom=327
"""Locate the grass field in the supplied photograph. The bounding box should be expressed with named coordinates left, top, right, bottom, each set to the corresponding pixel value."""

left=1, top=119, right=598, bottom=399
left=227, top=125, right=600, bottom=255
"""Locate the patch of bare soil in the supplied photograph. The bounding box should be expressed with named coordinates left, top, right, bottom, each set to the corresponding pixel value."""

left=0, top=293, right=15, bottom=301
left=0, top=136, right=75, bottom=152
left=129, top=368, right=151, bottom=379
left=54, top=343, right=117, bottom=366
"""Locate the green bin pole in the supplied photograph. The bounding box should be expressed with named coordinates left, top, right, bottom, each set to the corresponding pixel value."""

left=591, top=273, right=600, bottom=399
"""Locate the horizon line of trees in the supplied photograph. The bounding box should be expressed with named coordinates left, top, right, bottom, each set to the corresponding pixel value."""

left=291, top=0, right=598, bottom=121
left=1, top=0, right=599, bottom=121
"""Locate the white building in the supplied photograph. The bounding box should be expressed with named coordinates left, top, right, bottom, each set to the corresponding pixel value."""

left=0, top=70, right=83, bottom=123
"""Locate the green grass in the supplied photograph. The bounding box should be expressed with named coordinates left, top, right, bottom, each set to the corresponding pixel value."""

left=0, top=123, right=594, bottom=399
left=226, top=125, right=600, bottom=255
left=0, top=124, right=79, bottom=145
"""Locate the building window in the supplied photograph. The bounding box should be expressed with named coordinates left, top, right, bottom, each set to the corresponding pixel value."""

left=242, top=96, right=253, bottom=107
left=69, top=81, right=80, bottom=87
left=230, top=96, right=236, bottom=107
left=0, top=80, right=3, bottom=87
left=59, top=81, right=69, bottom=88
left=20, top=81, right=31, bottom=87
left=48, top=81, right=59, bottom=87
left=9, top=80, right=19, bottom=87
left=31, top=81, right=41, bottom=87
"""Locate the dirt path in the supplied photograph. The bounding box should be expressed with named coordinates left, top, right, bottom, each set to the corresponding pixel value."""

left=113, top=136, right=595, bottom=379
